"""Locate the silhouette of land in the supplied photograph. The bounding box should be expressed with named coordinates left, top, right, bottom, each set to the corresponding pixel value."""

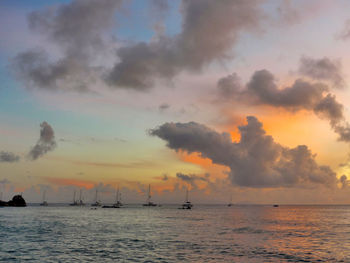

left=0, top=195, right=27, bottom=207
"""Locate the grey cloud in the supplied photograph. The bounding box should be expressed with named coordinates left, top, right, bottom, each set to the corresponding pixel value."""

left=0, top=178, right=11, bottom=184
left=245, top=70, right=326, bottom=109
left=13, top=0, right=264, bottom=92
left=106, top=0, right=262, bottom=90
left=114, top=137, right=127, bottom=143
left=314, top=94, right=344, bottom=126
left=12, top=0, right=123, bottom=92
left=161, top=174, right=169, bottom=181
left=176, top=172, right=208, bottom=182
left=176, top=172, right=209, bottom=189
left=218, top=69, right=350, bottom=142
left=150, top=0, right=169, bottom=16
left=298, top=56, right=345, bottom=88
left=159, top=103, right=170, bottom=112
left=338, top=19, right=350, bottom=41
left=176, top=173, right=192, bottom=182
left=217, top=70, right=327, bottom=109
left=150, top=116, right=337, bottom=188
left=218, top=73, right=242, bottom=99
left=340, top=175, right=348, bottom=189
left=28, top=0, right=122, bottom=59
left=276, top=0, right=300, bottom=25
left=12, top=49, right=93, bottom=92
left=28, top=122, right=57, bottom=160
left=334, top=125, right=350, bottom=142
left=0, top=152, right=20, bottom=163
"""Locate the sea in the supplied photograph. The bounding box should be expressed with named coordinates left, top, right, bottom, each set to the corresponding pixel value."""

left=1, top=204, right=350, bottom=262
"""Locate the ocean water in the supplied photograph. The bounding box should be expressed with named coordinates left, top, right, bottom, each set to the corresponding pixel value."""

left=1, top=205, right=350, bottom=262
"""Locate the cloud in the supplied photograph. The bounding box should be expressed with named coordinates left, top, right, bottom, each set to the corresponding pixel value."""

left=217, top=72, right=242, bottom=99
left=298, top=56, right=345, bottom=88
left=217, top=69, right=350, bottom=142
left=27, top=0, right=121, bottom=58
left=106, top=0, right=262, bottom=90
left=70, top=160, right=156, bottom=169
left=28, top=121, right=57, bottom=160
left=12, top=0, right=123, bottom=92
left=276, top=0, right=301, bottom=25
left=150, top=0, right=169, bottom=16
left=159, top=103, right=170, bottom=112
left=217, top=70, right=327, bottom=109
left=245, top=70, right=327, bottom=109
left=340, top=175, right=349, bottom=189
left=176, top=172, right=209, bottom=188
left=150, top=116, right=337, bottom=188
left=176, top=172, right=208, bottom=182
left=0, top=179, right=11, bottom=184
left=176, top=172, right=194, bottom=182
left=12, top=0, right=264, bottom=92
left=161, top=174, right=169, bottom=181
left=337, top=19, right=350, bottom=41
left=0, top=151, right=20, bottom=163
left=12, top=48, right=95, bottom=92
left=313, top=94, right=344, bottom=126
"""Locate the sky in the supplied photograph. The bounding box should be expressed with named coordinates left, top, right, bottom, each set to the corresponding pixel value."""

left=2, top=0, right=350, bottom=204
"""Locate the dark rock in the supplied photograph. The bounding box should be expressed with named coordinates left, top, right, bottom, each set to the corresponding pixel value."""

left=0, top=195, right=27, bottom=207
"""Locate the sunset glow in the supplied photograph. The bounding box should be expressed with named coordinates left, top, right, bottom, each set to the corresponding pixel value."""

left=1, top=0, right=350, bottom=205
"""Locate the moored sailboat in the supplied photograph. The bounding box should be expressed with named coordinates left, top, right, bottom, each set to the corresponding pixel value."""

left=40, top=190, right=48, bottom=206
left=91, top=189, right=101, bottom=207
left=70, top=189, right=85, bottom=206
left=69, top=190, right=78, bottom=206
left=143, top=184, right=157, bottom=206
left=181, top=188, right=193, bottom=209
left=102, top=186, right=123, bottom=208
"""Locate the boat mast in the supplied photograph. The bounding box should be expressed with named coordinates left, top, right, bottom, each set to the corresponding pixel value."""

left=79, top=189, right=82, bottom=202
left=73, top=190, right=76, bottom=203
left=42, top=190, right=46, bottom=202
left=148, top=184, right=151, bottom=203
left=116, top=187, right=120, bottom=203
left=186, top=188, right=189, bottom=202
left=94, top=189, right=98, bottom=203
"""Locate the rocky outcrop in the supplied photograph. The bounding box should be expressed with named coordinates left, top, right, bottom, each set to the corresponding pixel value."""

left=0, top=195, right=27, bottom=207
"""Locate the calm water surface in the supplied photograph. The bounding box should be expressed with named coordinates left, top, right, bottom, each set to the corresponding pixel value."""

left=1, top=205, right=350, bottom=262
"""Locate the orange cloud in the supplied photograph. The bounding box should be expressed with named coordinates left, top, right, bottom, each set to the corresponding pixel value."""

left=14, top=187, right=26, bottom=193
left=46, top=177, right=95, bottom=189
left=152, top=184, right=175, bottom=193
left=177, top=151, right=229, bottom=179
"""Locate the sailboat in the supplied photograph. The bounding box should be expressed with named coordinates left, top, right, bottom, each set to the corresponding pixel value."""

left=114, top=187, right=123, bottom=207
left=102, top=186, right=123, bottom=208
left=69, top=190, right=78, bottom=206
left=181, top=188, right=193, bottom=209
left=142, top=184, right=157, bottom=206
left=91, top=189, right=101, bottom=207
left=40, top=190, right=48, bottom=206
left=70, top=189, right=85, bottom=206
left=78, top=189, right=85, bottom=206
